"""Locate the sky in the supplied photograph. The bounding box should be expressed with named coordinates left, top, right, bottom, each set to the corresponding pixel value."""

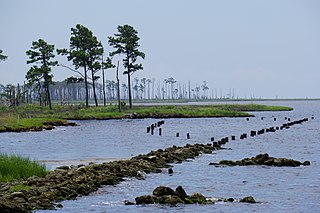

left=0, top=0, right=319, bottom=99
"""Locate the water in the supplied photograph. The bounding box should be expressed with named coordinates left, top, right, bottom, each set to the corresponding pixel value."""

left=0, top=101, right=319, bottom=212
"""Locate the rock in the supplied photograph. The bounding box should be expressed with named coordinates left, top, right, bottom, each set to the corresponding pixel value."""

left=135, top=195, right=158, bottom=205
left=175, top=186, right=188, bottom=200
left=10, top=192, right=27, bottom=200
left=214, top=153, right=308, bottom=167
left=302, top=161, right=311, bottom=166
left=189, top=193, right=207, bottom=204
left=158, top=195, right=184, bottom=205
left=124, top=200, right=135, bottom=205
left=219, top=160, right=237, bottom=166
left=168, top=168, right=173, bottom=174
left=226, top=198, right=234, bottom=202
left=56, top=165, right=70, bottom=170
left=153, top=186, right=176, bottom=197
left=240, top=196, right=256, bottom=203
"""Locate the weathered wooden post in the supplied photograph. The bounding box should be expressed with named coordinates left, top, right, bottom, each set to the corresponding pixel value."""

left=176, top=133, right=180, bottom=137
left=159, top=128, right=162, bottom=136
left=187, top=133, right=190, bottom=139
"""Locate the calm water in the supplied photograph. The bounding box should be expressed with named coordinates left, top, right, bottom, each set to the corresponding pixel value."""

left=0, top=101, right=319, bottom=213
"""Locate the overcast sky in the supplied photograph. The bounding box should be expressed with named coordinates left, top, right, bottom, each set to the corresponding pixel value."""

left=1, top=0, right=319, bottom=98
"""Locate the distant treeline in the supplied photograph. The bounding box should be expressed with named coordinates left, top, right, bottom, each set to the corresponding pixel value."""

left=0, top=77, right=241, bottom=106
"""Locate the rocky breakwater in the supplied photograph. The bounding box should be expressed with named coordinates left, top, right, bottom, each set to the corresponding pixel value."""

left=0, top=143, right=215, bottom=212
left=209, top=153, right=311, bottom=167
left=135, top=185, right=256, bottom=205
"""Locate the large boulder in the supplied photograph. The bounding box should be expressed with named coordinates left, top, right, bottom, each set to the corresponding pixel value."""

left=153, top=186, right=176, bottom=197
left=175, top=186, right=188, bottom=200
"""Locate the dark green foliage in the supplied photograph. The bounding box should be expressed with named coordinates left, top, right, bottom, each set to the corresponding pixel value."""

left=58, top=24, right=104, bottom=107
left=26, top=39, right=57, bottom=109
left=108, top=25, right=145, bottom=108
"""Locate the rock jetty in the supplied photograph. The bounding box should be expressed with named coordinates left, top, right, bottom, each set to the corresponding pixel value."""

left=135, top=185, right=256, bottom=205
left=209, top=153, right=310, bottom=167
left=0, top=143, right=215, bottom=212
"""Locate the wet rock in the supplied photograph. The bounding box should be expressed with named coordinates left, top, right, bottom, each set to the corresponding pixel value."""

left=189, top=193, right=207, bottom=204
left=175, top=186, right=188, bottom=200
left=56, top=165, right=70, bottom=170
left=158, top=195, right=184, bottom=205
left=135, top=195, right=158, bottom=205
left=210, top=153, right=310, bottom=167
left=153, top=186, right=176, bottom=197
left=240, top=196, right=256, bottom=203
left=302, top=161, right=311, bottom=166
left=124, top=200, right=135, bottom=205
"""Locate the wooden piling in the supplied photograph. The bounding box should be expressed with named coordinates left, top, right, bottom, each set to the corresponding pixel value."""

left=176, top=133, right=180, bottom=137
left=187, top=133, right=190, bottom=139
left=159, top=128, right=162, bottom=136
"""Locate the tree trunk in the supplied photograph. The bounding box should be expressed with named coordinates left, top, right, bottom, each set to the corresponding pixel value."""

left=91, top=69, right=98, bottom=107
left=127, top=71, right=132, bottom=109
left=84, top=66, right=89, bottom=107
left=116, top=61, right=121, bottom=111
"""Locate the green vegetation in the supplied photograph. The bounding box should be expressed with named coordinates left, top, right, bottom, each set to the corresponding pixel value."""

left=0, top=103, right=293, bottom=132
left=9, top=184, right=31, bottom=192
left=0, top=153, right=48, bottom=182
left=0, top=116, right=68, bottom=132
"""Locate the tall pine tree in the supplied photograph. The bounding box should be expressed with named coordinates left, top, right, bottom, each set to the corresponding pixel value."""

left=108, top=25, right=145, bottom=109
left=26, top=39, right=57, bottom=109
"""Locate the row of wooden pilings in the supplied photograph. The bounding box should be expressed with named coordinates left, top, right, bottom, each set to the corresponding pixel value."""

left=212, top=116, right=313, bottom=148
left=146, top=120, right=191, bottom=139
left=147, top=120, right=165, bottom=135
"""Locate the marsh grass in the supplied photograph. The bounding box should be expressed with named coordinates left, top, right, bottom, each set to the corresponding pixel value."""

left=0, top=103, right=293, bottom=129
left=0, top=153, right=48, bottom=182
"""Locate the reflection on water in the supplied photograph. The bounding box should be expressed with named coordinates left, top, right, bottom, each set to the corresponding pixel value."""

left=1, top=101, right=319, bottom=213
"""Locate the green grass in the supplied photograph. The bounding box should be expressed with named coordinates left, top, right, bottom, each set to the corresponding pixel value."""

left=0, top=116, right=67, bottom=132
left=0, top=153, right=48, bottom=182
left=0, top=103, right=293, bottom=131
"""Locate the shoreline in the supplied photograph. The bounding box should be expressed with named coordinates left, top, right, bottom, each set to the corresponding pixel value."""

left=0, top=103, right=292, bottom=133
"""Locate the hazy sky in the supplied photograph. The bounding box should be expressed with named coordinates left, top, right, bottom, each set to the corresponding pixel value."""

left=1, top=0, right=319, bottom=98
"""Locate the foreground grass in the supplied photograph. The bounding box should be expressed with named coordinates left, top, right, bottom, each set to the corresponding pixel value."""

left=0, top=153, right=48, bottom=183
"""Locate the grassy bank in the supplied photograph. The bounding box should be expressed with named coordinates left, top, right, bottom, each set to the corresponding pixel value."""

left=0, top=116, right=72, bottom=132
left=0, top=153, right=48, bottom=183
left=0, top=104, right=293, bottom=131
